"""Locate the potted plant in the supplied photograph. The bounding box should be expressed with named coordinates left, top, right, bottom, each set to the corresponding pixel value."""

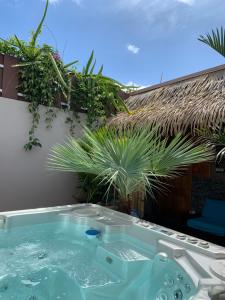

left=48, top=126, right=213, bottom=214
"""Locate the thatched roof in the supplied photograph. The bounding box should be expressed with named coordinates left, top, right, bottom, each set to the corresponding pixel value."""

left=110, top=64, right=225, bottom=136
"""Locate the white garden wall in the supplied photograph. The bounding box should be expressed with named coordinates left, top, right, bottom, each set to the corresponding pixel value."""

left=0, top=97, right=85, bottom=212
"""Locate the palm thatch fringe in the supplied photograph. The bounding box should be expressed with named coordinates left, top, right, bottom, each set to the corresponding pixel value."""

left=109, top=73, right=225, bottom=136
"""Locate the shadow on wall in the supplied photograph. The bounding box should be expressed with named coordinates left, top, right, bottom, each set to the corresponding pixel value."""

left=0, top=97, right=86, bottom=212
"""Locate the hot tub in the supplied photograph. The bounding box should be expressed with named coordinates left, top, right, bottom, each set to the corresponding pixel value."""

left=0, top=204, right=224, bottom=299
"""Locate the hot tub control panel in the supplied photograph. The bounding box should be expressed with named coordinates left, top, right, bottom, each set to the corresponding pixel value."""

left=133, top=219, right=225, bottom=258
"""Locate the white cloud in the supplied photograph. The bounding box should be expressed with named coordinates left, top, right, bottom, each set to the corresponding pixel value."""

left=176, top=0, right=195, bottom=5
left=126, top=81, right=147, bottom=90
left=113, top=0, right=200, bottom=39
left=127, top=44, right=140, bottom=54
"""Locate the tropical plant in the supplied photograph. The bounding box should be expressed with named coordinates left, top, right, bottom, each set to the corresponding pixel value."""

left=78, top=173, right=115, bottom=205
left=0, top=0, right=68, bottom=150
left=48, top=126, right=213, bottom=210
left=213, top=130, right=225, bottom=160
left=0, top=0, right=130, bottom=150
left=199, top=27, right=225, bottom=58
left=197, top=128, right=225, bottom=161
left=199, top=27, right=225, bottom=159
left=52, top=49, right=130, bottom=129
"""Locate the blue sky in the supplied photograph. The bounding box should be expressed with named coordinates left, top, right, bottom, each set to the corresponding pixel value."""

left=1, top=0, right=225, bottom=87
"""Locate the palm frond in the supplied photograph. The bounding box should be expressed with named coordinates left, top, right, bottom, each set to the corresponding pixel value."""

left=197, top=128, right=225, bottom=162
left=48, top=127, right=214, bottom=201
left=199, top=27, right=225, bottom=57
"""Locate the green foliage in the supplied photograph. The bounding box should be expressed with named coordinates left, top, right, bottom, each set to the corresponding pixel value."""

left=0, top=37, right=22, bottom=58
left=199, top=27, right=225, bottom=58
left=0, top=0, right=128, bottom=150
left=197, top=128, right=225, bottom=161
left=0, top=0, right=67, bottom=150
left=71, top=72, right=125, bottom=128
left=78, top=173, right=115, bottom=204
left=52, top=50, right=130, bottom=129
left=1, top=43, right=67, bottom=150
left=19, top=49, right=64, bottom=150
left=48, top=126, right=214, bottom=202
left=198, top=26, right=225, bottom=160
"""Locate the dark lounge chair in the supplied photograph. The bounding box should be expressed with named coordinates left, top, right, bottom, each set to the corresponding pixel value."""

left=187, top=199, right=225, bottom=237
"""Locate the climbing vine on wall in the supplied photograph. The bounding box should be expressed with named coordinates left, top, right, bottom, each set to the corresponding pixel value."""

left=0, top=0, right=129, bottom=150
left=20, top=49, right=67, bottom=150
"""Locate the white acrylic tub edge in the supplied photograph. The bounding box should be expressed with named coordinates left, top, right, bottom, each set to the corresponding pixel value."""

left=1, top=203, right=225, bottom=299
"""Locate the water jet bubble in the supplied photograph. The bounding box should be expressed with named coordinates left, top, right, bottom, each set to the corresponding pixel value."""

left=184, top=283, right=191, bottom=293
left=176, top=273, right=184, bottom=282
left=37, top=252, right=48, bottom=260
left=164, top=274, right=174, bottom=288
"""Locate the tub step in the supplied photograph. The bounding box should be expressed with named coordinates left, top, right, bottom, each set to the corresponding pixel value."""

left=96, top=240, right=152, bottom=280
left=79, top=241, right=153, bottom=299
left=100, top=240, right=151, bottom=261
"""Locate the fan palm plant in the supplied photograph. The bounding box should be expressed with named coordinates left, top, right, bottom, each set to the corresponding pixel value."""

left=48, top=127, right=213, bottom=210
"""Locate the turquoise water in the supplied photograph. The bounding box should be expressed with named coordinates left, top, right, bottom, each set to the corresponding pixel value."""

left=0, top=221, right=196, bottom=299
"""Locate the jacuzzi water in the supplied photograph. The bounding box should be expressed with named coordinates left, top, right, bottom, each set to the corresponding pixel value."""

left=0, top=205, right=225, bottom=300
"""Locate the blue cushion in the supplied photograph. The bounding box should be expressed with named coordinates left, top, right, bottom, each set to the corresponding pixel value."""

left=187, top=217, right=225, bottom=236
left=202, top=199, right=225, bottom=223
